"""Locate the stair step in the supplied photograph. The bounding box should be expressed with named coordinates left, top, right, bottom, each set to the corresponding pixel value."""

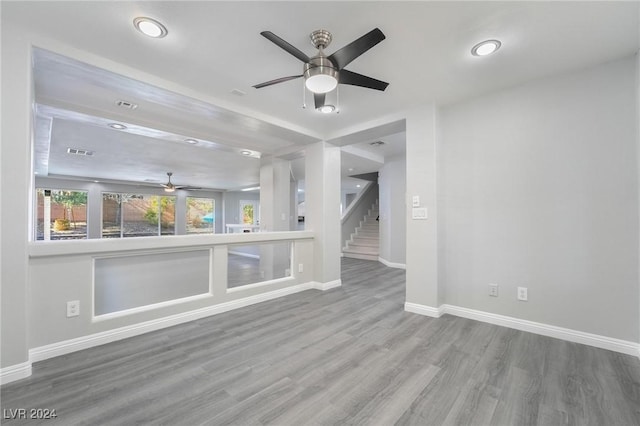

left=356, top=231, right=379, bottom=238
left=348, top=239, right=379, bottom=248
left=343, top=245, right=378, bottom=253
left=351, top=233, right=380, bottom=241
left=342, top=199, right=380, bottom=261
left=343, top=251, right=379, bottom=261
left=342, top=247, right=379, bottom=258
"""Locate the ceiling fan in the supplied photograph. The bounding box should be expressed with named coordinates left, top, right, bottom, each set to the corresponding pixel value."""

left=253, top=28, right=389, bottom=111
left=161, top=172, right=200, bottom=192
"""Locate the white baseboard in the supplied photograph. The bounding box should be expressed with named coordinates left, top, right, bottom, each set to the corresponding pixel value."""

left=312, top=279, right=342, bottom=291
left=0, top=360, right=32, bottom=385
left=404, top=302, right=442, bottom=318
left=29, top=282, right=316, bottom=364
left=378, top=257, right=406, bottom=269
left=405, top=302, right=640, bottom=357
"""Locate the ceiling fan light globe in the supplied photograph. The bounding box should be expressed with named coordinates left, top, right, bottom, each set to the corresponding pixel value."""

left=305, top=74, right=338, bottom=94
left=164, top=186, right=175, bottom=193
left=318, top=105, right=335, bottom=114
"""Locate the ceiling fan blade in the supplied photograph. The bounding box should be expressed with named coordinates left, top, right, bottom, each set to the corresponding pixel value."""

left=328, top=28, right=386, bottom=70
left=261, top=31, right=311, bottom=63
left=339, top=69, right=389, bottom=91
left=314, top=93, right=326, bottom=109
left=253, top=75, right=303, bottom=89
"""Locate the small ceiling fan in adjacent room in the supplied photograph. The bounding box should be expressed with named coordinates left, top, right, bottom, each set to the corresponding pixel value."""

left=253, top=28, right=389, bottom=112
left=161, top=172, right=200, bottom=192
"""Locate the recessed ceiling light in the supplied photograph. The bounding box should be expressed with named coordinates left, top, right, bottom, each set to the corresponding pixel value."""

left=241, top=150, right=252, bottom=156
left=108, top=123, right=127, bottom=130
left=348, top=168, right=354, bottom=172
left=184, top=139, right=198, bottom=145
left=93, top=180, right=100, bottom=183
left=133, top=17, right=168, bottom=38
left=241, top=186, right=260, bottom=192
left=356, top=184, right=361, bottom=188
left=317, top=105, right=336, bottom=114
left=471, top=39, right=501, bottom=57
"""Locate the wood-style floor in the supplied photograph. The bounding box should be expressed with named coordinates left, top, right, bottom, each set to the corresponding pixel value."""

left=2, top=258, right=639, bottom=425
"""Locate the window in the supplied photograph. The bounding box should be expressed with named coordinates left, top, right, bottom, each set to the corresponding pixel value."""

left=102, top=193, right=175, bottom=238
left=187, top=197, right=215, bottom=234
left=36, top=189, right=88, bottom=240
left=240, top=200, right=259, bottom=225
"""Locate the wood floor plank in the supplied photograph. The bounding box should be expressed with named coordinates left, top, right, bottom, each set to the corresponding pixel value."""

left=2, top=257, right=639, bottom=425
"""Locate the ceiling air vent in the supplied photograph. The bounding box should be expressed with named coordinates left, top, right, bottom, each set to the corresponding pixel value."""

left=116, top=100, right=138, bottom=110
left=369, top=141, right=385, bottom=146
left=67, top=148, right=94, bottom=156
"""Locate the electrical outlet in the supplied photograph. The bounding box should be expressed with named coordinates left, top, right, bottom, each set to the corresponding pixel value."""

left=66, top=300, right=80, bottom=317
left=489, top=283, right=499, bottom=297
left=517, top=287, right=528, bottom=301
left=298, top=263, right=304, bottom=273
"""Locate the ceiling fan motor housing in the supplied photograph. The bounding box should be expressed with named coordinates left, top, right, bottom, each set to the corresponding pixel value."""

left=303, top=56, right=338, bottom=82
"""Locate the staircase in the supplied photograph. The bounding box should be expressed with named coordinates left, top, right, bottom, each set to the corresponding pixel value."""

left=342, top=201, right=379, bottom=261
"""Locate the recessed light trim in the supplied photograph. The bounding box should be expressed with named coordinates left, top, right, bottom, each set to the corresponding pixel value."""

left=133, top=17, right=168, bottom=38
left=184, top=139, right=198, bottom=145
left=108, top=123, right=127, bottom=130
left=471, top=39, right=501, bottom=57
left=241, top=150, right=252, bottom=156
left=241, top=186, right=260, bottom=192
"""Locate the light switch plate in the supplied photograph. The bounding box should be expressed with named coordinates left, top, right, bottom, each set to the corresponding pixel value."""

left=412, top=207, right=428, bottom=220
left=412, top=195, right=420, bottom=207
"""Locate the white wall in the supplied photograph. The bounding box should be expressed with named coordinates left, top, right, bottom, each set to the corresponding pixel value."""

left=439, top=56, right=639, bottom=342
left=379, top=155, right=406, bottom=265
left=405, top=106, right=439, bottom=309
left=224, top=190, right=259, bottom=226
left=637, top=50, right=640, bottom=344
left=28, top=233, right=315, bottom=350
left=1, top=20, right=32, bottom=370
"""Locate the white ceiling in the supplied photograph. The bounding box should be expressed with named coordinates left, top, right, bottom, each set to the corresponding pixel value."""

left=5, top=1, right=638, bottom=190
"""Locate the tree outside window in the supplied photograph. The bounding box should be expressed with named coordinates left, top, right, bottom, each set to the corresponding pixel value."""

left=36, top=189, right=88, bottom=240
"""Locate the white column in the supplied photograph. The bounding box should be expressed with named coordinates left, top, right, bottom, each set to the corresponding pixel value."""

left=259, top=156, right=293, bottom=280
left=305, top=141, right=341, bottom=287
